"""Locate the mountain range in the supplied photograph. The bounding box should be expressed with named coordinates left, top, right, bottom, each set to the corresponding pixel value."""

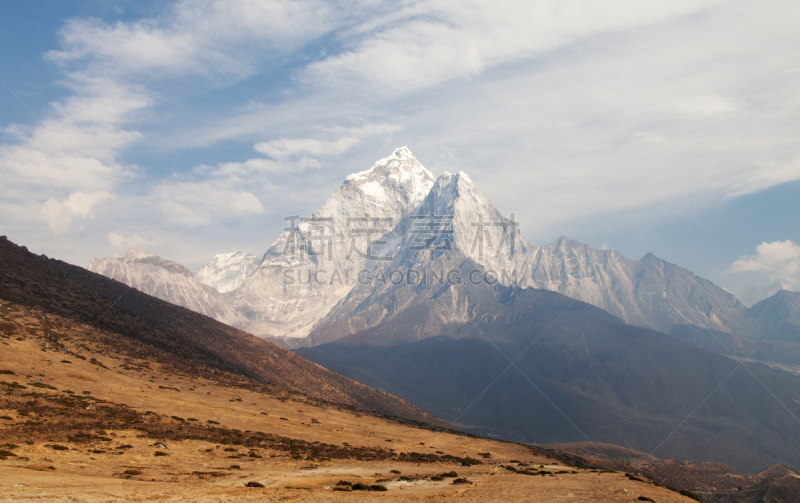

left=89, top=147, right=774, bottom=344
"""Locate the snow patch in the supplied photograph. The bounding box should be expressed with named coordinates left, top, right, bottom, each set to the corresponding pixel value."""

left=359, top=181, right=387, bottom=200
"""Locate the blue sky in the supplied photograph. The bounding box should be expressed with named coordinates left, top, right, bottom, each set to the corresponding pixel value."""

left=1, top=0, right=799, bottom=293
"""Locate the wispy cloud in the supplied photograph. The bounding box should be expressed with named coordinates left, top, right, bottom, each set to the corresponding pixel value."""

left=729, top=240, right=800, bottom=286
left=301, top=0, right=728, bottom=93
left=254, top=124, right=400, bottom=160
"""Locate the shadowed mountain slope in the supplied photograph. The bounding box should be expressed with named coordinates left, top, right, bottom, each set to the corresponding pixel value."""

left=299, top=270, right=800, bottom=473
left=669, top=290, right=800, bottom=372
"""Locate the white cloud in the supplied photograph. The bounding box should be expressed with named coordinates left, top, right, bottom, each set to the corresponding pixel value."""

left=149, top=162, right=270, bottom=228
left=729, top=240, right=800, bottom=286
left=151, top=188, right=265, bottom=227
left=301, top=0, right=729, bottom=93
left=254, top=124, right=400, bottom=160
left=255, top=136, right=361, bottom=160
left=108, top=231, right=161, bottom=250
left=46, top=0, right=349, bottom=81
left=0, top=82, right=144, bottom=246
left=0, top=80, right=145, bottom=190
left=229, top=191, right=265, bottom=214
left=41, top=191, right=111, bottom=234
left=669, top=94, right=743, bottom=117
left=46, top=19, right=201, bottom=77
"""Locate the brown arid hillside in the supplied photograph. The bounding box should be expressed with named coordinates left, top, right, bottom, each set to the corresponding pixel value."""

left=0, top=236, right=442, bottom=426
left=0, top=276, right=698, bottom=501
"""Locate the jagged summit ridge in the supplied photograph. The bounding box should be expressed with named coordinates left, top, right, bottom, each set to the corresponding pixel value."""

left=346, top=146, right=430, bottom=184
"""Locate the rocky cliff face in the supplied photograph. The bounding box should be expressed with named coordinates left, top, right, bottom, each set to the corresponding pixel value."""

left=516, top=241, right=745, bottom=334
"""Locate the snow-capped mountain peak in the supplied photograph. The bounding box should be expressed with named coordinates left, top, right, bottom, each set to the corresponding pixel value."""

left=230, top=147, right=438, bottom=339
left=345, top=145, right=426, bottom=179
left=338, top=146, right=434, bottom=210
left=261, top=147, right=436, bottom=268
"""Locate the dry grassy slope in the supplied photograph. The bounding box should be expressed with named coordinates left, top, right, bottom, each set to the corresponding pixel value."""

left=0, top=236, right=442, bottom=426
left=0, top=300, right=698, bottom=502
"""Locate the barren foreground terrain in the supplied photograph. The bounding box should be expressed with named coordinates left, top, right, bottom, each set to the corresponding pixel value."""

left=0, top=300, right=696, bottom=502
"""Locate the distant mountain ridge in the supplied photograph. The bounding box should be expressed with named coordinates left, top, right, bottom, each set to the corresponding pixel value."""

left=736, top=281, right=794, bottom=308
left=305, top=168, right=747, bottom=345
left=88, top=247, right=240, bottom=327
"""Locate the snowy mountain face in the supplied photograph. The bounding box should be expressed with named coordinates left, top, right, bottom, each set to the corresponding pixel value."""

left=194, top=251, right=260, bottom=293
left=87, top=249, right=239, bottom=326
left=89, top=146, right=749, bottom=344
left=304, top=170, right=525, bottom=344
left=89, top=148, right=435, bottom=341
